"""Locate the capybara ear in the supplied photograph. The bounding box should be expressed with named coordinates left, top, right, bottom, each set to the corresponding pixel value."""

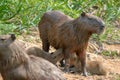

left=81, top=12, right=86, bottom=17
left=10, top=34, right=16, bottom=41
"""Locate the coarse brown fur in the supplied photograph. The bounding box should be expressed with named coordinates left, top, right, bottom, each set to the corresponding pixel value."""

left=0, top=34, right=65, bottom=80
left=38, top=10, right=105, bottom=76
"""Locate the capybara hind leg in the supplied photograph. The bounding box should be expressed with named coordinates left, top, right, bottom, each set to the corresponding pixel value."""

left=42, top=39, right=50, bottom=52
left=63, top=49, right=70, bottom=72
left=77, top=52, right=88, bottom=76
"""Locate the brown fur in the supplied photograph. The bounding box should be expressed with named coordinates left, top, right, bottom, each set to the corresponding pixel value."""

left=26, top=47, right=63, bottom=64
left=86, top=61, right=107, bottom=75
left=69, top=53, right=107, bottom=75
left=86, top=53, right=107, bottom=75
left=0, top=34, right=65, bottom=80
left=38, top=10, right=105, bottom=76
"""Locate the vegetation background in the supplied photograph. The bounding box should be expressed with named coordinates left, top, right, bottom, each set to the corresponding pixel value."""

left=0, top=0, right=120, bottom=52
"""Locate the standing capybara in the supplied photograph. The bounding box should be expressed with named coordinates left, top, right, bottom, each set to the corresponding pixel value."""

left=0, top=34, right=65, bottom=80
left=38, top=10, right=105, bottom=76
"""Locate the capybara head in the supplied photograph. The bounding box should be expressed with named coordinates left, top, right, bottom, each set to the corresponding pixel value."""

left=0, top=34, right=16, bottom=49
left=79, top=12, right=105, bottom=34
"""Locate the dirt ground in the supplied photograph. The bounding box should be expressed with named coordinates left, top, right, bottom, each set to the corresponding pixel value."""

left=64, top=58, right=120, bottom=80
left=0, top=27, right=120, bottom=80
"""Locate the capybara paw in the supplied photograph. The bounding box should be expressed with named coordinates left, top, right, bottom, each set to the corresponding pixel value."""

left=81, top=72, right=88, bottom=76
left=63, top=68, right=70, bottom=73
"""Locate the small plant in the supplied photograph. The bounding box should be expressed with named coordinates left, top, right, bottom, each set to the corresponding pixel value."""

left=102, top=50, right=111, bottom=56
left=102, top=50, right=118, bottom=57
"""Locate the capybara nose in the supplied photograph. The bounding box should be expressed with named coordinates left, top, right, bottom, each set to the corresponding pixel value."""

left=100, top=26, right=105, bottom=30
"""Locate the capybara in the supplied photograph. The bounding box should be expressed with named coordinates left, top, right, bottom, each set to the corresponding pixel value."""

left=86, top=60, right=107, bottom=75
left=86, top=53, right=108, bottom=75
left=0, top=34, right=65, bottom=80
left=38, top=10, right=105, bottom=76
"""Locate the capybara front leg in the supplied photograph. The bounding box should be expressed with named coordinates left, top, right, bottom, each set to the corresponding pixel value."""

left=42, top=39, right=50, bottom=52
left=78, top=52, right=88, bottom=76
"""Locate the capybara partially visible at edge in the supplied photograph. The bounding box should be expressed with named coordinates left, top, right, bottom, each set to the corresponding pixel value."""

left=38, top=10, right=105, bottom=76
left=0, top=34, right=65, bottom=80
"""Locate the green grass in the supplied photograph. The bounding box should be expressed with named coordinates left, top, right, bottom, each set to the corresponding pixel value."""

left=0, top=0, right=120, bottom=42
left=102, top=50, right=118, bottom=57
left=117, top=78, right=120, bottom=80
left=116, top=76, right=120, bottom=80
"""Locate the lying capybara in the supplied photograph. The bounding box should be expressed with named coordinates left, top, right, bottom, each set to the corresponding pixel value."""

left=0, top=34, right=65, bottom=80
left=86, top=60, right=107, bottom=75
left=70, top=53, right=107, bottom=75
left=38, top=10, right=105, bottom=76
